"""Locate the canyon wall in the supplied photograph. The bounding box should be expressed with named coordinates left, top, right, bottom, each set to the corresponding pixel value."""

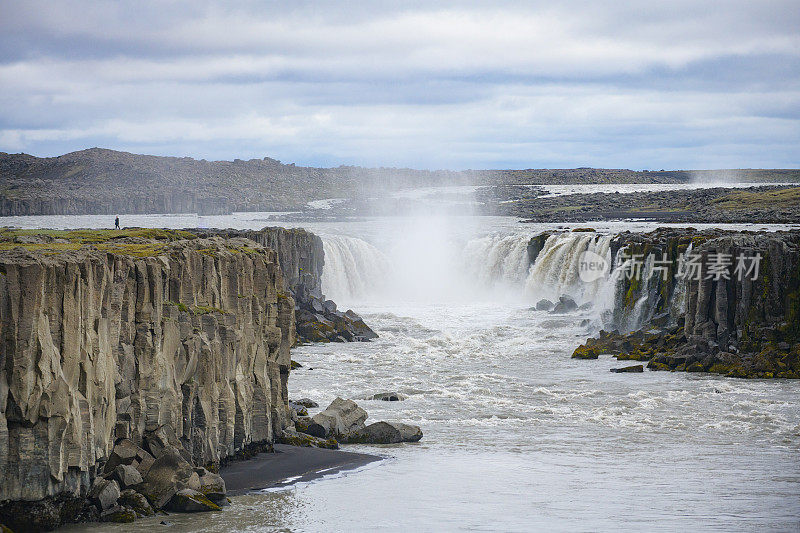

left=559, top=228, right=800, bottom=377
left=194, top=228, right=377, bottom=343
left=0, top=234, right=295, bottom=509
left=194, top=227, right=324, bottom=302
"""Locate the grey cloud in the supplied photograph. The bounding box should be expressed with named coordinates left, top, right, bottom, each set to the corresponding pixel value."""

left=0, top=1, right=798, bottom=169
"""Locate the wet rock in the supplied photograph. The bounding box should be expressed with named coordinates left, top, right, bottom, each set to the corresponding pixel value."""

left=307, top=398, right=367, bottom=439
left=551, top=295, right=578, bottom=314
left=610, top=365, right=644, bottom=373
left=89, top=479, right=120, bottom=511
left=348, top=421, right=424, bottom=444
left=572, top=345, right=600, bottom=359
left=535, top=299, right=554, bottom=311
left=118, top=489, right=154, bottom=517
left=100, top=505, right=137, bottom=523
left=195, top=468, right=227, bottom=505
left=293, top=398, right=319, bottom=408
left=323, top=299, right=338, bottom=314
left=366, top=392, right=407, bottom=401
left=166, top=489, right=221, bottom=512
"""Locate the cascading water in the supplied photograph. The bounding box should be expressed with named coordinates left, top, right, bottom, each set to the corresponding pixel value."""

left=461, top=233, right=532, bottom=288
left=321, top=229, right=670, bottom=334
left=523, top=232, right=614, bottom=304
left=321, top=235, right=392, bottom=303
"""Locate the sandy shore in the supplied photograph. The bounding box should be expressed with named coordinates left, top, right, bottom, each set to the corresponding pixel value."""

left=221, top=444, right=382, bottom=495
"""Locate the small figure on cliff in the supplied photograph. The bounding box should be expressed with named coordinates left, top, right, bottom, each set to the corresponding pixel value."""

left=115, top=216, right=120, bottom=229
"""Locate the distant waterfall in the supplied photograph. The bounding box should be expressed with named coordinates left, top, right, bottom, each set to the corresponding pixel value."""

left=321, top=235, right=392, bottom=302
left=523, top=232, right=613, bottom=304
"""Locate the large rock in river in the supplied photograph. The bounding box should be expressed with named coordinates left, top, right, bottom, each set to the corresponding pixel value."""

left=345, top=421, right=423, bottom=444
left=306, top=398, right=367, bottom=439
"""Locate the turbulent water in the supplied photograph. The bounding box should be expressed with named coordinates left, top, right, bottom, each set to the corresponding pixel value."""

left=12, top=200, right=800, bottom=532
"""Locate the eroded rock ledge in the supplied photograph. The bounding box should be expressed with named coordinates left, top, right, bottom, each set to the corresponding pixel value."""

left=0, top=230, right=295, bottom=530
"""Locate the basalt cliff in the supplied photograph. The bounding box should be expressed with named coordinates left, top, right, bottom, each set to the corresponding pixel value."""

left=552, top=228, right=800, bottom=378
left=192, top=228, right=377, bottom=343
left=0, top=230, right=297, bottom=530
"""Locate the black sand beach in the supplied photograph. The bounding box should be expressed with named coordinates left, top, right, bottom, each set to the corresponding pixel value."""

left=221, top=444, right=382, bottom=495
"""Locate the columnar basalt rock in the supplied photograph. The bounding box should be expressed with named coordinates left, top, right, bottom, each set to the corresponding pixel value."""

left=0, top=234, right=295, bottom=528
left=569, top=228, right=800, bottom=378
left=193, top=227, right=377, bottom=343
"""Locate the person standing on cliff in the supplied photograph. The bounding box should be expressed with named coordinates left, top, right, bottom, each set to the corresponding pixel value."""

left=115, top=216, right=120, bottom=229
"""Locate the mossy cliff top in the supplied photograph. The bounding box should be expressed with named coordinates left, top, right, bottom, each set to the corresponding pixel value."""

left=0, top=227, right=267, bottom=259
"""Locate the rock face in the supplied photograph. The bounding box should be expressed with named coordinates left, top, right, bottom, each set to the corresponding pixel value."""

left=0, top=233, right=295, bottom=527
left=194, top=227, right=377, bottom=343
left=571, top=228, right=800, bottom=379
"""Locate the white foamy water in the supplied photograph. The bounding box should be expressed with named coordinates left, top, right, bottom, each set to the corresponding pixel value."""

left=12, top=194, right=800, bottom=532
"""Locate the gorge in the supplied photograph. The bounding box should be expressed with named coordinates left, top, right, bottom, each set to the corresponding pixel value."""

left=0, top=210, right=798, bottom=531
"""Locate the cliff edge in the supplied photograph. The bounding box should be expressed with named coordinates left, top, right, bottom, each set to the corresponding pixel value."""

left=0, top=229, right=295, bottom=529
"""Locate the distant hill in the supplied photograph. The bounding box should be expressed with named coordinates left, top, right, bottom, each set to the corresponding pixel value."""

left=0, top=148, right=798, bottom=216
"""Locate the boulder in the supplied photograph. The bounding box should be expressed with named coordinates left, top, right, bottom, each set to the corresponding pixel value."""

left=166, top=489, right=221, bottom=512
left=366, top=392, right=407, bottom=401
left=345, top=421, right=423, bottom=444
left=137, top=447, right=194, bottom=510
left=103, top=439, right=140, bottom=473
left=118, top=489, right=154, bottom=517
left=89, top=478, right=120, bottom=511
left=114, top=464, right=143, bottom=488
left=196, top=468, right=227, bottom=505
left=535, top=299, right=554, bottom=311
left=323, top=299, right=338, bottom=314
left=289, top=401, right=309, bottom=416
left=293, top=398, right=319, bottom=408
left=100, top=505, right=136, bottom=523
left=134, top=449, right=156, bottom=478
left=550, top=295, right=578, bottom=314
left=295, top=416, right=312, bottom=433
left=610, top=364, right=644, bottom=373
left=306, top=398, right=367, bottom=439
left=279, top=428, right=339, bottom=449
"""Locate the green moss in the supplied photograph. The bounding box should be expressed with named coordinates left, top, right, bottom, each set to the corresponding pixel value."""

left=192, top=305, right=226, bottom=315
left=708, top=363, right=732, bottom=375
left=572, top=344, right=600, bottom=359
left=686, top=362, right=705, bottom=372
left=0, top=227, right=196, bottom=257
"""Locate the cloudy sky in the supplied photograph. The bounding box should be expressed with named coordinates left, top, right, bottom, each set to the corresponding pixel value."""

left=1, top=1, right=798, bottom=169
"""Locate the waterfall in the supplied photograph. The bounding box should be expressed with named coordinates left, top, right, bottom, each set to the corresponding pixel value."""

left=523, top=232, right=613, bottom=304
left=461, top=233, right=532, bottom=287
left=321, top=235, right=392, bottom=303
